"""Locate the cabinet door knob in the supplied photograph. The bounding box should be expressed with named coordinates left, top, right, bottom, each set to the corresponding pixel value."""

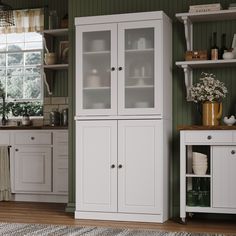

left=111, top=67, right=115, bottom=71
left=111, top=164, right=115, bottom=168
left=15, top=149, right=19, bottom=152
left=118, top=67, right=123, bottom=71
left=118, top=164, right=123, bottom=169
left=231, top=150, right=235, bottom=155
left=31, top=137, right=35, bottom=140
left=207, top=135, right=212, bottom=140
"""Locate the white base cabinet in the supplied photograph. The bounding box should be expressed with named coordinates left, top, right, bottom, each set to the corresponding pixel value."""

left=14, top=146, right=52, bottom=192
left=0, top=129, right=68, bottom=203
left=180, top=129, right=236, bottom=222
left=76, top=119, right=169, bottom=222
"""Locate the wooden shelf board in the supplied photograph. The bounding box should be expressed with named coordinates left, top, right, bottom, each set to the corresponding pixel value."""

left=176, top=59, right=236, bottom=68
left=186, top=174, right=211, bottom=178
left=43, top=28, right=68, bottom=36
left=176, top=9, right=236, bottom=23
left=43, top=64, right=68, bottom=70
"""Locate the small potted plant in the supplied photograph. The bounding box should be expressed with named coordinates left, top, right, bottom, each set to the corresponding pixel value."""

left=190, top=72, right=228, bottom=126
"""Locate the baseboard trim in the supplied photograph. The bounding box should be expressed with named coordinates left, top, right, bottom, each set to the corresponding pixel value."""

left=66, top=202, right=75, bottom=213
left=12, top=193, right=68, bottom=203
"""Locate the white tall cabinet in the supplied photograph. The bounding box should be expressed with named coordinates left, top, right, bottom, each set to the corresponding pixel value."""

left=75, top=11, right=172, bottom=223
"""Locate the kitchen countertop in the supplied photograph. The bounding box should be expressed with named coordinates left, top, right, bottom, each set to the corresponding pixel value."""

left=178, top=125, right=236, bottom=130
left=0, top=125, right=68, bottom=130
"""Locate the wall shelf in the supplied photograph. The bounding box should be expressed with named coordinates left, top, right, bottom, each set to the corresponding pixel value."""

left=175, top=10, right=236, bottom=101
left=43, top=28, right=68, bottom=36
left=43, top=64, right=68, bottom=70
left=176, top=59, right=236, bottom=68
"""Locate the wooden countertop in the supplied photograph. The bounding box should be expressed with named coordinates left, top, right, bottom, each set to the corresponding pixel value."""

left=178, top=125, right=236, bottom=131
left=0, top=125, right=68, bottom=130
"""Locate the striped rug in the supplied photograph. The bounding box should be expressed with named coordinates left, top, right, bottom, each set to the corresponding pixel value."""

left=0, top=222, right=223, bottom=236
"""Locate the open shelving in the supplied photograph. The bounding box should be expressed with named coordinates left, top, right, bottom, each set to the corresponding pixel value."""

left=175, top=9, right=236, bottom=100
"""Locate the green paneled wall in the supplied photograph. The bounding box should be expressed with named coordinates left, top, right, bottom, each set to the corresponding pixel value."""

left=68, top=0, right=236, bottom=217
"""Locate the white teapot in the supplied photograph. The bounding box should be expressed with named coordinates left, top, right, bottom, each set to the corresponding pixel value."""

left=223, top=115, right=236, bottom=126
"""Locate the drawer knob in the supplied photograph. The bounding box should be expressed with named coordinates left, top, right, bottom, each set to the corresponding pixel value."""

left=111, top=67, right=115, bottom=71
left=118, top=164, right=123, bottom=169
left=118, top=67, right=123, bottom=71
left=207, top=135, right=212, bottom=140
left=111, top=164, right=115, bottom=169
left=15, top=149, right=19, bottom=152
left=31, top=137, right=35, bottom=140
left=231, top=150, right=235, bottom=155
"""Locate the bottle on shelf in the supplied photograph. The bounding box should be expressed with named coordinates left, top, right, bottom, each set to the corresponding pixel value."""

left=219, top=33, right=228, bottom=59
left=211, top=32, right=219, bottom=60
left=48, top=10, right=59, bottom=29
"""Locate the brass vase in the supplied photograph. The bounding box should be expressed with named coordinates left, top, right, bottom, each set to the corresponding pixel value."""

left=202, top=101, right=222, bottom=126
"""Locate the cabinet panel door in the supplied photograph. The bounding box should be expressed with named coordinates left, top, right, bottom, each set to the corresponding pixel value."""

left=212, top=146, right=236, bottom=208
left=76, top=24, right=117, bottom=116
left=14, top=147, right=52, bottom=192
left=118, top=120, right=162, bottom=214
left=118, top=20, right=162, bottom=115
left=53, top=144, right=68, bottom=194
left=53, top=131, right=68, bottom=194
left=76, top=120, right=117, bottom=212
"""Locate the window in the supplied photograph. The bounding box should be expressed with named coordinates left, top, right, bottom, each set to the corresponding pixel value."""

left=0, top=32, right=43, bottom=102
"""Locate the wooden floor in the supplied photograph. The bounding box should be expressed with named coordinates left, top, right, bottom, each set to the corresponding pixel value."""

left=0, top=202, right=236, bottom=235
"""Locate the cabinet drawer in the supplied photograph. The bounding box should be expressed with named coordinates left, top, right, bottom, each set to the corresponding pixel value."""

left=184, top=131, right=233, bottom=143
left=0, top=132, right=10, bottom=145
left=53, top=131, right=68, bottom=144
left=233, top=132, right=236, bottom=142
left=14, top=132, right=51, bottom=145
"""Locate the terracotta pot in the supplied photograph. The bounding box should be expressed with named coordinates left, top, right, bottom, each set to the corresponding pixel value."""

left=202, top=102, right=222, bottom=126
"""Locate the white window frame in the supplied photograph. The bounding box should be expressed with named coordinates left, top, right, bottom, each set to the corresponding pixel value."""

left=0, top=32, right=44, bottom=103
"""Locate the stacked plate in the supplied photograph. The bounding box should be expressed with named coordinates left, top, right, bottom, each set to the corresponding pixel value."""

left=192, top=152, right=208, bottom=175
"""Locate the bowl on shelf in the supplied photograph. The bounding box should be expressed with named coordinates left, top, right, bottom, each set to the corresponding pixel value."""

left=90, top=39, right=106, bottom=51
left=193, top=164, right=208, bottom=175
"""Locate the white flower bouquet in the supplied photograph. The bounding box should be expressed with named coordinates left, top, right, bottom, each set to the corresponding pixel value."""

left=190, top=72, right=228, bottom=103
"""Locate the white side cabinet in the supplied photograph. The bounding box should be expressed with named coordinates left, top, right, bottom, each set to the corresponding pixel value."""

left=180, top=128, right=236, bottom=222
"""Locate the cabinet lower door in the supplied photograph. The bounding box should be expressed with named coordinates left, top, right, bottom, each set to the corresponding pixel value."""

left=53, top=144, right=68, bottom=194
left=76, top=120, right=117, bottom=212
left=14, top=147, right=52, bottom=192
left=118, top=120, right=162, bottom=214
left=212, top=146, right=236, bottom=208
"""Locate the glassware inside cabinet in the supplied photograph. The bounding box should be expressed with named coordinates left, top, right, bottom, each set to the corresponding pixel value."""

left=124, top=28, right=154, bottom=109
left=186, top=177, right=210, bottom=207
left=82, top=31, right=111, bottom=109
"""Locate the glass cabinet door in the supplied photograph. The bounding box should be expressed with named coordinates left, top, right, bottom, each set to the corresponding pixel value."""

left=76, top=24, right=117, bottom=115
left=118, top=21, right=162, bottom=115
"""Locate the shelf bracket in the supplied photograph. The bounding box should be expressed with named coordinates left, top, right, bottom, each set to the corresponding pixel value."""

left=183, top=65, right=193, bottom=101
left=182, top=16, right=193, bottom=51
